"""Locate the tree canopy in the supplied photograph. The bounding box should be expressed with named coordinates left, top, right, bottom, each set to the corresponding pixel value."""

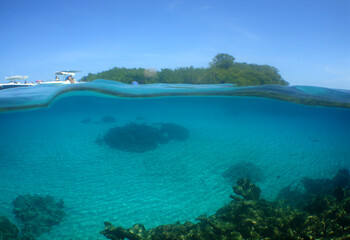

left=81, top=54, right=289, bottom=87
left=209, top=53, right=235, bottom=69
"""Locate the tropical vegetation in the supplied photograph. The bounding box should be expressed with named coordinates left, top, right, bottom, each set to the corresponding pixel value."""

left=81, top=54, right=289, bottom=86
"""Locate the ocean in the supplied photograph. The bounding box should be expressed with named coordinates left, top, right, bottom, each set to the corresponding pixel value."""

left=1, top=81, right=350, bottom=239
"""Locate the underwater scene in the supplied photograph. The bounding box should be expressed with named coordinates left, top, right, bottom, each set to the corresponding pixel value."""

left=1, top=80, right=350, bottom=239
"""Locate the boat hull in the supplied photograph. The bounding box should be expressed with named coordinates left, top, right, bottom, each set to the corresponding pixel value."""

left=0, top=83, right=35, bottom=90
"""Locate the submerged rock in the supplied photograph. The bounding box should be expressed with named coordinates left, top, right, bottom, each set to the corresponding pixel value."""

left=0, top=216, right=20, bottom=240
left=332, top=168, right=350, bottom=189
left=277, top=168, right=350, bottom=208
left=12, top=194, right=65, bottom=239
left=222, top=161, right=265, bottom=183
left=101, top=122, right=189, bottom=153
left=101, top=116, right=116, bottom=123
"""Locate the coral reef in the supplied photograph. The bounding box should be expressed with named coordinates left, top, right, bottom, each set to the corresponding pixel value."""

left=231, top=178, right=261, bottom=200
left=102, top=222, right=144, bottom=240
left=102, top=122, right=189, bottom=153
left=0, top=216, right=20, bottom=240
left=12, top=194, right=65, bottom=239
left=103, top=123, right=161, bottom=152
left=101, top=173, right=350, bottom=240
left=222, top=161, right=265, bottom=183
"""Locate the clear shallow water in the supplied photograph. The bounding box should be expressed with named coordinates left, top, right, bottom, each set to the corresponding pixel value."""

left=0, top=81, right=350, bottom=239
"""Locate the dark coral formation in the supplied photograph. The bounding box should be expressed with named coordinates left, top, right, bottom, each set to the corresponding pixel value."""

left=277, top=168, right=350, bottom=208
left=222, top=161, right=265, bottom=183
left=12, top=194, right=65, bottom=239
left=0, top=216, right=20, bottom=240
left=101, top=171, right=350, bottom=240
left=81, top=118, right=91, bottom=124
left=303, top=168, right=350, bottom=196
left=158, top=123, right=190, bottom=142
left=102, top=122, right=189, bottom=153
left=103, top=123, right=161, bottom=152
left=101, top=116, right=116, bottom=123
left=102, top=222, right=145, bottom=240
left=231, top=178, right=261, bottom=200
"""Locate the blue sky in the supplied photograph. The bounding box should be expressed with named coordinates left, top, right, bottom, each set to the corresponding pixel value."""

left=0, top=0, right=349, bottom=89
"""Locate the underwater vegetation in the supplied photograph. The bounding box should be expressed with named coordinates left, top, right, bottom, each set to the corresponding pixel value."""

left=12, top=194, right=65, bottom=239
left=0, top=216, right=20, bottom=240
left=100, top=122, right=190, bottom=153
left=101, top=170, right=350, bottom=240
left=222, top=161, right=265, bottom=184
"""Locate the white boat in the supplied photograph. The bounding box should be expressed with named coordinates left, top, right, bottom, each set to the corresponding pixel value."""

left=37, top=70, right=80, bottom=85
left=36, top=79, right=71, bottom=85
left=0, top=75, right=35, bottom=90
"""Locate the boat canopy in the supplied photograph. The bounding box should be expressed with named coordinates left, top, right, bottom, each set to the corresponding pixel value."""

left=55, top=70, right=80, bottom=76
left=5, top=75, right=29, bottom=80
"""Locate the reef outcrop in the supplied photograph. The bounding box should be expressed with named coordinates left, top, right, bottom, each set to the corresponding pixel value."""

left=277, top=168, right=350, bottom=208
left=101, top=174, right=350, bottom=240
left=0, top=216, right=20, bottom=240
left=101, top=122, right=189, bottom=153
left=12, top=194, right=65, bottom=239
left=231, top=178, right=261, bottom=200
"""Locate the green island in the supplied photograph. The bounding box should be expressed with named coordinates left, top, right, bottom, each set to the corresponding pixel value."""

left=81, top=53, right=289, bottom=86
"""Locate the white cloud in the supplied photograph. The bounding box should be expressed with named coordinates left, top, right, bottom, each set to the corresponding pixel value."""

left=322, top=66, right=350, bottom=89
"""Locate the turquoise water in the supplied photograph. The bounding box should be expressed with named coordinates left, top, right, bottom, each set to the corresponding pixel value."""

left=1, top=81, right=350, bottom=239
